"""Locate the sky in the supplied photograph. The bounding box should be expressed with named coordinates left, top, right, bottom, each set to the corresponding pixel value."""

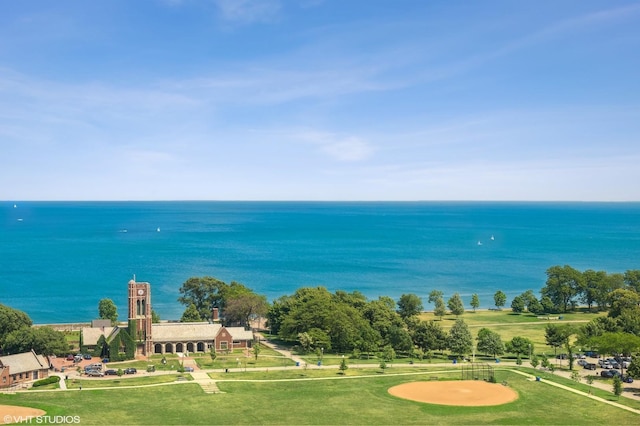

left=1, top=0, right=639, bottom=201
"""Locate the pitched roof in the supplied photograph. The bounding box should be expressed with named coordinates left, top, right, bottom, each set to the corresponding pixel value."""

left=81, top=326, right=112, bottom=346
left=151, top=322, right=223, bottom=341
left=0, top=350, right=48, bottom=374
left=225, top=327, right=254, bottom=341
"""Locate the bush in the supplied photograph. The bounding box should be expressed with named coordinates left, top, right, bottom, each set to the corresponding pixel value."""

left=32, top=375, right=60, bottom=387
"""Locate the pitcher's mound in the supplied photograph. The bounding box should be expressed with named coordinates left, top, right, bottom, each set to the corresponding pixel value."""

left=0, top=404, right=46, bottom=418
left=389, top=380, right=518, bottom=406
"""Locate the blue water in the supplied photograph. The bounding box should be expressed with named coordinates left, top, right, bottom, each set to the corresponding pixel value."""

left=1, top=201, right=639, bottom=324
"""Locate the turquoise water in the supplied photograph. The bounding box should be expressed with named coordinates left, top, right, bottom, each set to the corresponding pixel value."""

left=1, top=201, right=639, bottom=323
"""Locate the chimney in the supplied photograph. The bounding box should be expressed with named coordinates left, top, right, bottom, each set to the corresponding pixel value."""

left=212, top=307, right=219, bottom=321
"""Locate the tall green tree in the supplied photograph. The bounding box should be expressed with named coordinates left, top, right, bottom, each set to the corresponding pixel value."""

left=0, top=304, right=32, bottom=347
left=181, top=303, right=203, bottom=322
left=493, top=290, right=507, bottom=310
left=447, top=293, right=465, bottom=316
left=470, top=294, right=480, bottom=312
left=541, top=265, right=583, bottom=312
left=427, top=290, right=444, bottom=305
left=476, top=328, right=504, bottom=358
left=412, top=320, right=447, bottom=354
left=505, top=336, right=533, bottom=357
left=223, top=292, right=269, bottom=328
left=624, top=269, right=640, bottom=293
left=607, top=288, right=640, bottom=318
left=511, top=295, right=525, bottom=313
left=448, top=319, right=472, bottom=359
left=397, top=294, right=423, bottom=320
left=98, top=298, right=118, bottom=325
left=545, top=324, right=570, bottom=358
left=434, top=298, right=447, bottom=320
left=2, top=326, right=68, bottom=356
left=177, top=276, right=230, bottom=321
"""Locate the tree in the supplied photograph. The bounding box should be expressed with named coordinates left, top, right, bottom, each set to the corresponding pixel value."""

left=397, top=294, right=423, bottom=320
left=447, top=293, right=465, bottom=317
left=511, top=295, right=525, bottom=313
left=627, top=358, right=640, bottom=379
left=448, top=319, right=472, bottom=359
left=545, top=324, right=570, bottom=358
left=476, top=328, right=504, bottom=358
left=2, top=326, right=68, bottom=356
left=253, top=344, right=260, bottom=361
left=505, top=336, right=533, bottom=357
left=0, top=304, right=32, bottom=350
left=428, top=290, right=444, bottom=305
left=298, top=332, right=313, bottom=353
left=412, top=320, right=447, bottom=354
left=607, top=288, right=640, bottom=318
left=98, top=298, right=118, bottom=324
left=387, top=325, right=413, bottom=354
left=493, top=291, right=507, bottom=310
left=624, top=269, right=640, bottom=293
left=434, top=299, right=446, bottom=320
left=613, top=375, right=623, bottom=399
left=151, top=309, right=160, bottom=323
left=181, top=303, right=203, bottom=322
left=541, top=265, right=583, bottom=312
left=223, top=292, right=269, bottom=327
left=339, top=356, right=348, bottom=375
left=530, top=354, right=539, bottom=369
left=470, top=294, right=480, bottom=312
left=177, top=276, right=230, bottom=321
left=210, top=346, right=217, bottom=361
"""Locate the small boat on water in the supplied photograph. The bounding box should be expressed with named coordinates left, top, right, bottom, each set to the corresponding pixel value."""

left=477, top=241, right=482, bottom=246
left=156, top=227, right=161, bottom=232
left=490, top=235, right=495, bottom=241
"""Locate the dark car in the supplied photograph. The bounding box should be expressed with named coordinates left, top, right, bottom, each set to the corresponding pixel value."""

left=600, top=370, right=621, bottom=378
left=104, top=369, right=118, bottom=375
left=622, top=375, right=634, bottom=383
left=66, top=354, right=74, bottom=361
left=184, top=366, right=194, bottom=372
left=83, top=354, right=92, bottom=360
left=583, top=363, right=597, bottom=370
left=124, top=368, right=137, bottom=374
left=102, top=358, right=110, bottom=363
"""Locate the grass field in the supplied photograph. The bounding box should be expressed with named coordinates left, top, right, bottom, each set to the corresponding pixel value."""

left=2, top=369, right=639, bottom=425
left=2, top=310, right=632, bottom=424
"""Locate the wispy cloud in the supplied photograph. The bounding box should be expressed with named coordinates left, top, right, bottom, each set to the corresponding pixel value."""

left=213, top=0, right=281, bottom=24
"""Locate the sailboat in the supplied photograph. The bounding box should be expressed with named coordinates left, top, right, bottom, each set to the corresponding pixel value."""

left=156, top=227, right=161, bottom=232
left=490, top=235, right=495, bottom=241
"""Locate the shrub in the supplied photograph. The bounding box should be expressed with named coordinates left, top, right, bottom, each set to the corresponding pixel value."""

left=32, top=376, right=60, bottom=387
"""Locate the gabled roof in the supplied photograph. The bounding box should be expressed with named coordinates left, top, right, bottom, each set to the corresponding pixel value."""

left=225, top=327, right=254, bottom=341
left=0, top=350, right=48, bottom=374
left=151, top=322, right=223, bottom=342
left=81, top=326, right=114, bottom=346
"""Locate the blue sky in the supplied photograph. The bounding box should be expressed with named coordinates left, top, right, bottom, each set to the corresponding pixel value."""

left=1, top=0, right=639, bottom=201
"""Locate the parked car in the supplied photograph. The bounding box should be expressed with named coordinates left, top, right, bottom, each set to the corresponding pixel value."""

left=556, top=354, right=568, bottom=359
left=622, top=375, right=634, bottom=383
left=600, top=370, right=621, bottom=378
left=83, top=354, right=92, bottom=360
left=104, top=369, right=118, bottom=376
left=102, top=358, right=110, bottom=363
left=66, top=354, right=74, bottom=361
left=86, top=370, right=104, bottom=377
left=577, top=359, right=588, bottom=367
left=184, top=366, right=194, bottom=372
left=124, top=368, right=137, bottom=374
left=583, top=363, right=597, bottom=370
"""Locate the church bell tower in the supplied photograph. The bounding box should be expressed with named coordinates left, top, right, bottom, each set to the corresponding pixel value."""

left=128, top=277, right=153, bottom=356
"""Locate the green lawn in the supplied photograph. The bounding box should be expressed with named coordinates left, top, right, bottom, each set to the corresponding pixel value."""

left=2, top=369, right=638, bottom=425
